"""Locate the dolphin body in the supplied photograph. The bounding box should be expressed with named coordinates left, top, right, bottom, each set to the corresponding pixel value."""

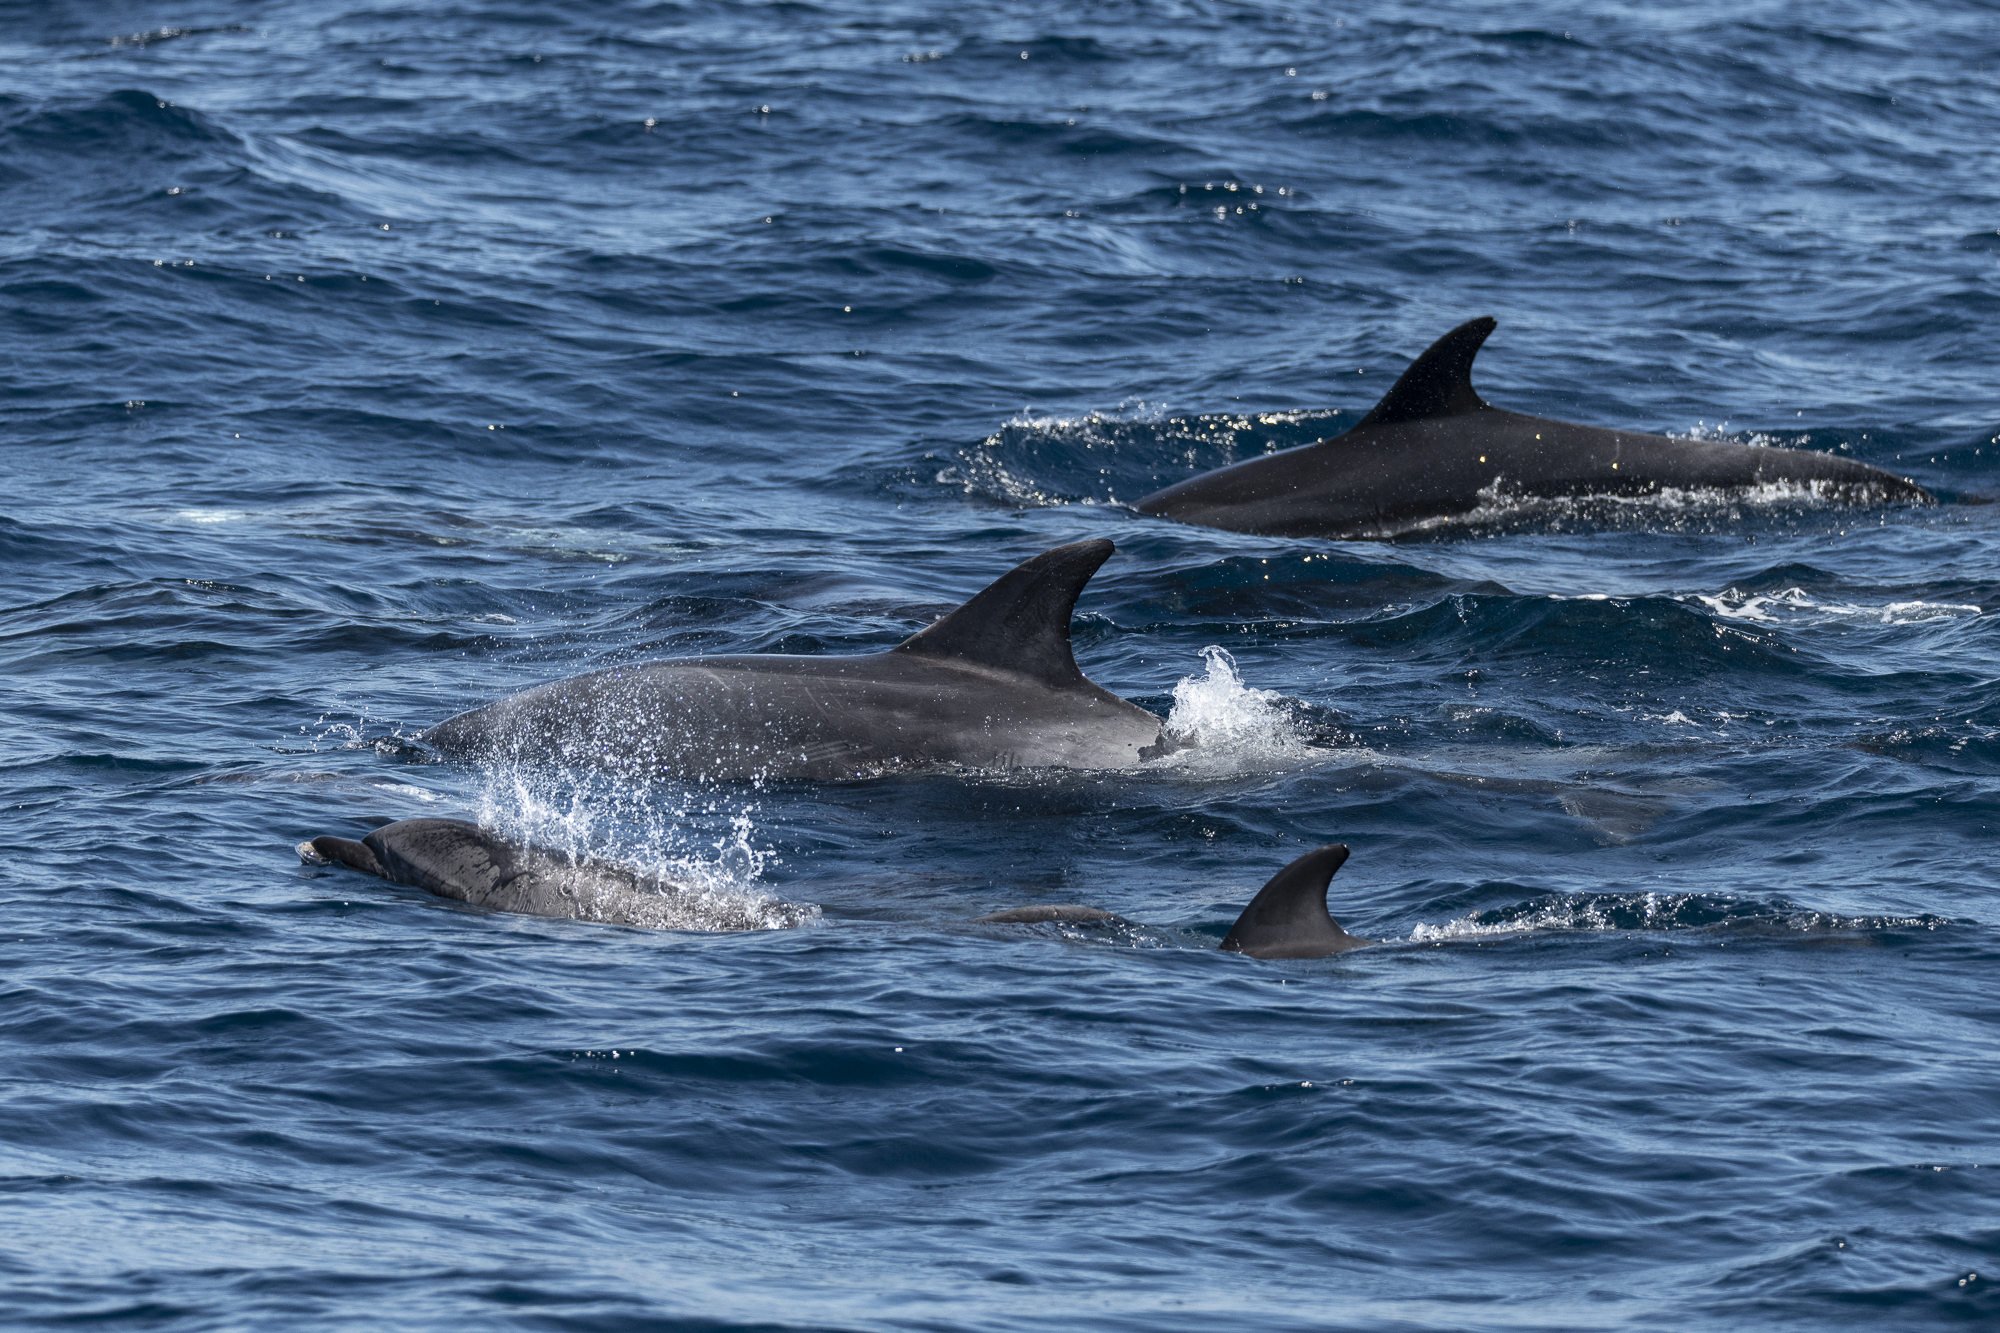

left=304, top=819, right=1369, bottom=959
left=298, top=817, right=806, bottom=930
left=420, top=539, right=1173, bottom=781
left=1132, top=317, right=1933, bottom=538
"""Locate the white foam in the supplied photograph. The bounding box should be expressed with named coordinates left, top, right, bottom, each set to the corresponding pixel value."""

left=1366, top=475, right=1915, bottom=540
left=1693, top=586, right=1980, bottom=626
left=1408, top=891, right=1697, bottom=942
left=1157, top=646, right=1325, bottom=773
left=370, top=782, right=444, bottom=803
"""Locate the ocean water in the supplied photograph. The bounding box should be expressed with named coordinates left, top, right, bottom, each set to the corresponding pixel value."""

left=4, top=2, right=1999, bottom=1328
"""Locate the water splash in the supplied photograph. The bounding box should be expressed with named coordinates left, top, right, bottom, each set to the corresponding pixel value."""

left=1407, top=890, right=1948, bottom=943
left=1159, top=646, right=1326, bottom=772
left=1377, top=476, right=1916, bottom=540
left=473, top=767, right=815, bottom=932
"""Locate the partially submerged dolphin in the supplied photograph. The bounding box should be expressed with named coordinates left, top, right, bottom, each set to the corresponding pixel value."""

left=298, top=817, right=808, bottom=930
left=1215, top=843, right=1369, bottom=959
left=421, top=539, right=1173, bottom=781
left=1133, top=317, right=1933, bottom=538
left=985, top=841, right=1369, bottom=958
left=303, top=820, right=1369, bottom=959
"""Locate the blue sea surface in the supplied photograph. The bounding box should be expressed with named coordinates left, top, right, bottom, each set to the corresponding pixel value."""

left=3, top=2, right=1999, bottom=1328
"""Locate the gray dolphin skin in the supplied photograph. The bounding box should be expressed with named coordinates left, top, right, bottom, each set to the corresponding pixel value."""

left=303, top=820, right=1368, bottom=959
left=421, top=539, right=1174, bottom=781
left=298, top=817, right=804, bottom=929
left=1133, top=317, right=1933, bottom=538
left=299, top=817, right=675, bottom=921
left=1218, top=843, right=1371, bottom=959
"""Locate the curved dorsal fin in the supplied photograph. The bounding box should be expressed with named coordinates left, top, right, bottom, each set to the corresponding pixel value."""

left=894, top=539, right=1112, bottom=688
left=1219, top=843, right=1368, bottom=959
left=1353, top=316, right=1496, bottom=429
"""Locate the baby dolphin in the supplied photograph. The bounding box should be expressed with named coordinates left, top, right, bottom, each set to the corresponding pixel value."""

left=421, top=539, right=1174, bottom=781
left=299, top=818, right=806, bottom=930
left=1133, top=317, right=1932, bottom=538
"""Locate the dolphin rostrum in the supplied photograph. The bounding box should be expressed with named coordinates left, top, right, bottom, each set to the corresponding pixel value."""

left=420, top=539, right=1175, bottom=781
left=298, top=817, right=808, bottom=930
left=1133, top=317, right=1933, bottom=538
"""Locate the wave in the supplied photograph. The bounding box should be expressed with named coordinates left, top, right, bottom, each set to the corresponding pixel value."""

left=1408, top=889, right=1950, bottom=943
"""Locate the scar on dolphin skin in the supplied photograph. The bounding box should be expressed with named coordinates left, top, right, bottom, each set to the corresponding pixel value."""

left=418, top=539, right=1179, bottom=782
left=1133, top=316, right=1934, bottom=539
left=302, top=819, right=1370, bottom=960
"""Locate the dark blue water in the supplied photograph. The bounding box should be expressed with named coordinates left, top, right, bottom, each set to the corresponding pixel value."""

left=5, top=3, right=1999, bottom=1328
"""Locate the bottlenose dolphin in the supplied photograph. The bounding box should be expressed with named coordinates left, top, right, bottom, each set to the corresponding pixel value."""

left=421, top=539, right=1173, bottom=781
left=303, top=819, right=1369, bottom=959
left=1217, top=843, right=1369, bottom=958
left=298, top=818, right=808, bottom=930
left=1133, top=317, right=1933, bottom=538
left=981, top=842, right=1371, bottom=960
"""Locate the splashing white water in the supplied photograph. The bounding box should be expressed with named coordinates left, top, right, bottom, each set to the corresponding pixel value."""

left=472, top=768, right=814, bottom=932
left=1159, top=646, right=1323, bottom=772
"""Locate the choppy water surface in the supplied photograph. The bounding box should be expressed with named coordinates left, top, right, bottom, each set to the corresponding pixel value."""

left=4, top=2, right=1999, bottom=1328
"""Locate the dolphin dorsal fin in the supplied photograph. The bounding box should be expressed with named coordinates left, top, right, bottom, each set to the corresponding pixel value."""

left=1353, top=316, right=1496, bottom=429
left=1219, top=843, right=1365, bottom=959
left=894, top=539, right=1113, bottom=688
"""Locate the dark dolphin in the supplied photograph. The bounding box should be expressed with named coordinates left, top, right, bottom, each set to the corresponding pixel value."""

left=1217, top=843, right=1369, bottom=959
left=421, top=539, right=1174, bottom=781
left=981, top=842, right=1372, bottom=960
left=299, top=817, right=807, bottom=930
left=1133, top=317, right=1933, bottom=538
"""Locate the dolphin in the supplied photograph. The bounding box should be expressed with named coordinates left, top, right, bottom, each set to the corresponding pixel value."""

left=1133, top=317, right=1933, bottom=538
left=298, top=817, right=808, bottom=930
left=980, top=842, right=1372, bottom=960
left=1217, top=843, right=1369, bottom=959
left=420, top=539, right=1174, bottom=781
left=303, top=819, right=1369, bottom=958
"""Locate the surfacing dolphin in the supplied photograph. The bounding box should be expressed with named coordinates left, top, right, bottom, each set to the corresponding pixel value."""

left=421, top=539, right=1174, bottom=781
left=304, top=819, right=1369, bottom=959
left=1133, top=317, right=1933, bottom=538
left=299, top=818, right=809, bottom=930
left=981, top=841, right=1370, bottom=959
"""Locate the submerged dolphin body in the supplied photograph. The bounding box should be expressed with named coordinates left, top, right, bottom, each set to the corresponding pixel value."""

left=303, top=820, right=1369, bottom=959
left=421, top=539, right=1173, bottom=781
left=1133, top=317, right=1933, bottom=538
left=299, top=817, right=806, bottom=930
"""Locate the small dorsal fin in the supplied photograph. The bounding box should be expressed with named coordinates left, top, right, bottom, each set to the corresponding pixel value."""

left=894, top=539, right=1113, bottom=687
left=1219, top=843, right=1368, bottom=959
left=1353, top=316, right=1496, bottom=429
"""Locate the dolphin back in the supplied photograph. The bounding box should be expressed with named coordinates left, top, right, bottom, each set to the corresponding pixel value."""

left=1219, top=844, right=1369, bottom=959
left=361, top=818, right=527, bottom=904
left=1353, top=316, right=1495, bottom=428
left=893, top=538, right=1112, bottom=687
